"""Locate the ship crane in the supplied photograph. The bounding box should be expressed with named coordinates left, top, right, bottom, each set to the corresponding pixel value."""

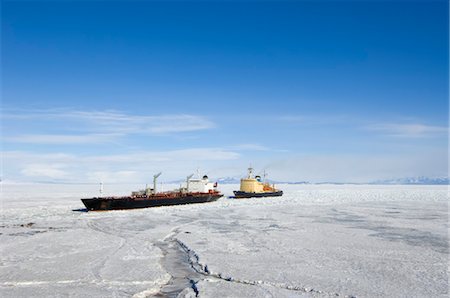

left=186, top=174, right=194, bottom=192
left=153, top=172, right=162, bottom=194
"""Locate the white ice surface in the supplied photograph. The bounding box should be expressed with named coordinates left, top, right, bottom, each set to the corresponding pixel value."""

left=1, top=183, right=448, bottom=297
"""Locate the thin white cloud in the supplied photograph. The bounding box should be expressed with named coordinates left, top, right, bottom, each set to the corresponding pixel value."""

left=143, top=116, right=214, bottom=134
left=3, top=109, right=216, bottom=144
left=63, top=112, right=215, bottom=134
left=21, top=164, right=68, bottom=179
left=277, top=114, right=350, bottom=125
left=229, top=144, right=269, bottom=151
left=2, top=148, right=241, bottom=182
left=366, top=123, right=448, bottom=137
left=86, top=171, right=139, bottom=184
left=83, top=148, right=240, bottom=163
left=6, top=134, right=120, bottom=144
left=278, top=115, right=306, bottom=123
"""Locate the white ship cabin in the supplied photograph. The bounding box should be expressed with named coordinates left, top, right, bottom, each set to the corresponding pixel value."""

left=187, top=175, right=217, bottom=193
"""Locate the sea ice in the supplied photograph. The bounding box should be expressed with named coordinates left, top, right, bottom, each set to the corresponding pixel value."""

left=0, top=183, right=447, bottom=297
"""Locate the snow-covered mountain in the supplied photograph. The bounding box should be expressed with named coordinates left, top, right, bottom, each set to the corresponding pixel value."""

left=216, top=177, right=241, bottom=184
left=371, top=176, right=449, bottom=185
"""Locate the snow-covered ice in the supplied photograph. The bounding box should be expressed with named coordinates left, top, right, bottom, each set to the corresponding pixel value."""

left=1, top=183, right=448, bottom=297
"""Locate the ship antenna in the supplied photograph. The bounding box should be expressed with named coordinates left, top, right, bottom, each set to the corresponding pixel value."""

left=263, top=170, right=267, bottom=182
left=153, top=172, right=162, bottom=194
left=99, top=182, right=104, bottom=194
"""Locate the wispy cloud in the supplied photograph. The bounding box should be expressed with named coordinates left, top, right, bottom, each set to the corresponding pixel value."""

left=277, top=114, right=351, bottom=126
left=3, top=148, right=241, bottom=182
left=62, top=111, right=215, bottom=134
left=228, top=144, right=269, bottom=151
left=86, top=171, right=139, bottom=184
left=366, top=123, right=448, bottom=138
left=277, top=115, right=307, bottom=123
left=21, top=164, right=68, bottom=179
left=3, top=109, right=216, bottom=144
left=5, top=133, right=120, bottom=144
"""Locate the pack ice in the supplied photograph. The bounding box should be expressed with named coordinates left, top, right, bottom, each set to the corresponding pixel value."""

left=1, top=183, right=448, bottom=297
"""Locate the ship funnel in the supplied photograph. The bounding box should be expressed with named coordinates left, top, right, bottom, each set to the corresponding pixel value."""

left=153, top=172, right=162, bottom=194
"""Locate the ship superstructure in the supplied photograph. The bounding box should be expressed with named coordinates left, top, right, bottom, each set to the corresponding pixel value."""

left=233, top=167, right=283, bottom=198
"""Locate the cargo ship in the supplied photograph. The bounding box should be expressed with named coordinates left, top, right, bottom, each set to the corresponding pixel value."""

left=81, top=173, right=222, bottom=211
left=233, top=167, right=283, bottom=198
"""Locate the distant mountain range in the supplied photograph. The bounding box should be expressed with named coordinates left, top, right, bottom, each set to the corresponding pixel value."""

left=370, top=176, right=449, bottom=185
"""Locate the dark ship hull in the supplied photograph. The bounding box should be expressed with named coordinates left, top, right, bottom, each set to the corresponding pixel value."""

left=82, top=192, right=222, bottom=211
left=233, top=190, right=283, bottom=199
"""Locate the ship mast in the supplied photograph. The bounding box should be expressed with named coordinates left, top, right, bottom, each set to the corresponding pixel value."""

left=247, top=166, right=254, bottom=179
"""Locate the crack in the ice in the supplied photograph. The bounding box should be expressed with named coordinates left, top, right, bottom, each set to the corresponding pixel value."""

left=170, top=232, right=354, bottom=297
left=154, top=220, right=359, bottom=297
left=153, top=236, right=201, bottom=297
left=189, top=279, right=199, bottom=297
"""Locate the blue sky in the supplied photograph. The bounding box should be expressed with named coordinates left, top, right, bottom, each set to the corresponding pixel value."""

left=2, top=0, right=448, bottom=183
